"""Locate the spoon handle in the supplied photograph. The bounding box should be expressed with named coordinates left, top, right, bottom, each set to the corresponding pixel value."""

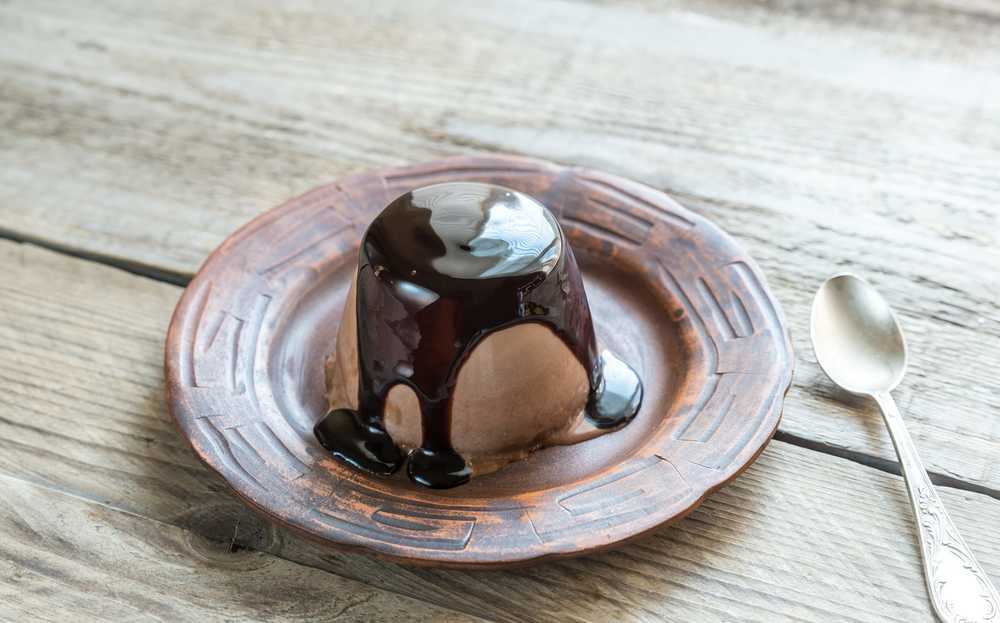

left=874, top=392, right=1000, bottom=622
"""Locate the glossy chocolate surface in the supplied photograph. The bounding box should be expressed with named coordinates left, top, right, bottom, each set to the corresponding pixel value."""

left=315, top=182, right=642, bottom=488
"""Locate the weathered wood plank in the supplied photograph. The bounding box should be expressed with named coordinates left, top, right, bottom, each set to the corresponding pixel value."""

left=2, top=239, right=999, bottom=622
left=1, top=0, right=998, bottom=493
left=0, top=472, right=485, bottom=623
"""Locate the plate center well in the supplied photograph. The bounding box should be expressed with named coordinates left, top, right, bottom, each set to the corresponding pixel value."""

left=267, top=249, right=696, bottom=498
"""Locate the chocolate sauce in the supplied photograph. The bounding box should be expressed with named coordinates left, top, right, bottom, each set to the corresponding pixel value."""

left=315, top=182, right=642, bottom=488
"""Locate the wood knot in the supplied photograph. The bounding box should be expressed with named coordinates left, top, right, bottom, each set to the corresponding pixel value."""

left=175, top=502, right=277, bottom=567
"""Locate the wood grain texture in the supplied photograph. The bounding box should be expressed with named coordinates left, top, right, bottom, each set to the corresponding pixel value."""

left=0, top=0, right=997, bottom=496
left=163, top=155, right=794, bottom=566
left=0, top=473, right=484, bottom=623
left=2, top=240, right=999, bottom=621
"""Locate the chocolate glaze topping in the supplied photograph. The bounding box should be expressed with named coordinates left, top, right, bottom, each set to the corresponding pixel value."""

left=314, top=182, right=642, bottom=488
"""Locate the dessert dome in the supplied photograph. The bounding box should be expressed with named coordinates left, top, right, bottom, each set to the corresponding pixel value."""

left=315, top=182, right=642, bottom=488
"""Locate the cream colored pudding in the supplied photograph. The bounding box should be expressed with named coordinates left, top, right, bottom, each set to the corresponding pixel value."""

left=325, top=272, right=607, bottom=477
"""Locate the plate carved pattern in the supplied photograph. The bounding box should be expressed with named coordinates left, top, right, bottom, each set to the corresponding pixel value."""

left=165, top=155, right=794, bottom=566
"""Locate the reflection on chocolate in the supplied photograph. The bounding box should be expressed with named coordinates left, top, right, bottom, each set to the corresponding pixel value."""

left=314, top=182, right=642, bottom=488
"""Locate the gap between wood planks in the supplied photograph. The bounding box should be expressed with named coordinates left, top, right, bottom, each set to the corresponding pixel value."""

left=0, top=226, right=189, bottom=286
left=2, top=228, right=996, bottom=504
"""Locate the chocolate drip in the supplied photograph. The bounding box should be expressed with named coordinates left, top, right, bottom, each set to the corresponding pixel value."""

left=315, top=182, right=642, bottom=488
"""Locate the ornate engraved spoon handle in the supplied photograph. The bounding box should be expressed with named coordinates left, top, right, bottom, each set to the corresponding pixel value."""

left=874, top=392, right=999, bottom=622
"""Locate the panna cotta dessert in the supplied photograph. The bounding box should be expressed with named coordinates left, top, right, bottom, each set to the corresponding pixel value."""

left=314, top=182, right=642, bottom=488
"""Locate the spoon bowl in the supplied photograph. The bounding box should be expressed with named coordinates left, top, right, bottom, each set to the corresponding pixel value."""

left=810, top=273, right=908, bottom=396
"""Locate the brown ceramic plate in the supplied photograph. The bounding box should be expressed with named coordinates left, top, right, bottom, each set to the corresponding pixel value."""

left=165, top=155, right=794, bottom=568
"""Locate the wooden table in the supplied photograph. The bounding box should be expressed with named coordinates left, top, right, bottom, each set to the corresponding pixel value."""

left=1, top=1, right=998, bottom=621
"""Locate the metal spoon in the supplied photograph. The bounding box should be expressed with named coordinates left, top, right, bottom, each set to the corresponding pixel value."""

left=811, top=273, right=999, bottom=623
